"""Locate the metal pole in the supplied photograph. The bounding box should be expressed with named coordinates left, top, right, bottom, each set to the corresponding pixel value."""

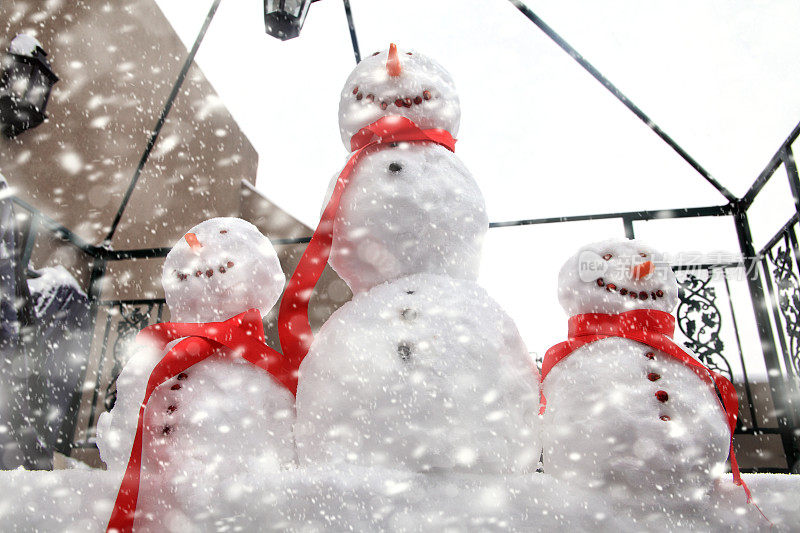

left=342, top=0, right=361, bottom=63
left=784, top=146, right=800, bottom=218
left=507, top=0, right=736, bottom=203
left=9, top=210, right=46, bottom=468
left=622, top=217, right=635, bottom=239
left=740, top=121, right=800, bottom=210
left=104, top=0, right=223, bottom=246
left=490, top=204, right=732, bottom=229
left=19, top=213, right=39, bottom=269
left=722, top=269, right=759, bottom=430
left=61, top=256, right=107, bottom=453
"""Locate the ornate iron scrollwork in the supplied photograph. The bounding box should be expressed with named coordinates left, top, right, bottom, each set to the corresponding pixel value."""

left=766, top=235, right=800, bottom=376
left=676, top=270, right=734, bottom=382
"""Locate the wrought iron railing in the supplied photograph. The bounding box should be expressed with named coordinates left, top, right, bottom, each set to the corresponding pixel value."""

left=733, top=120, right=800, bottom=473
left=63, top=263, right=794, bottom=473
left=753, top=216, right=800, bottom=471
left=760, top=218, right=800, bottom=380
left=675, top=263, right=795, bottom=472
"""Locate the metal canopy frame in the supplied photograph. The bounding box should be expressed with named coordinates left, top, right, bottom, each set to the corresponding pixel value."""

left=5, top=0, right=799, bottom=472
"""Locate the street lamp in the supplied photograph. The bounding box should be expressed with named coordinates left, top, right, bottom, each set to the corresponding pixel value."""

left=264, top=0, right=313, bottom=41
left=0, top=35, right=58, bottom=138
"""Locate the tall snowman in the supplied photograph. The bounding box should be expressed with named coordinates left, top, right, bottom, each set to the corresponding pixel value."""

left=540, top=239, right=746, bottom=502
left=280, top=45, right=540, bottom=474
left=97, top=218, right=296, bottom=531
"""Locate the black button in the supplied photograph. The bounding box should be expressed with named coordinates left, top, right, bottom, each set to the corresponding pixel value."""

left=397, top=343, right=412, bottom=361
left=401, top=308, right=417, bottom=321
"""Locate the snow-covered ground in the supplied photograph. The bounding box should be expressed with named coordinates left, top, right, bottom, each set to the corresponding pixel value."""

left=0, top=467, right=796, bottom=532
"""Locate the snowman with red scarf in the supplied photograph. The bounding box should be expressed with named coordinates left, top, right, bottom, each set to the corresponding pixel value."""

left=541, top=239, right=752, bottom=505
left=281, top=45, right=540, bottom=474
left=97, top=218, right=296, bottom=532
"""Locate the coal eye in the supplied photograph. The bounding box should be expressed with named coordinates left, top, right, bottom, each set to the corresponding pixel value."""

left=372, top=51, right=380, bottom=56
left=220, top=230, right=227, bottom=234
left=603, top=253, right=612, bottom=261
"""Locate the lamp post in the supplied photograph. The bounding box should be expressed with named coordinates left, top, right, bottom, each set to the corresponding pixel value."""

left=0, top=35, right=58, bottom=138
left=264, top=0, right=313, bottom=41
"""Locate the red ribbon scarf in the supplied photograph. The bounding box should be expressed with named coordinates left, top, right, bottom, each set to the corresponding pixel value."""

left=106, top=309, right=292, bottom=533
left=541, top=309, right=764, bottom=511
left=277, top=116, right=457, bottom=370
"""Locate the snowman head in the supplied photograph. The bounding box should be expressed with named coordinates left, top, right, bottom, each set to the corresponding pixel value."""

left=161, top=218, right=285, bottom=323
left=557, top=239, right=679, bottom=316
left=338, top=44, right=460, bottom=149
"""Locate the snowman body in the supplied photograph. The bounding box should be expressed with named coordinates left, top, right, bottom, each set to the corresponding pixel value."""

left=328, top=142, right=486, bottom=294
left=294, top=47, right=540, bottom=474
left=541, top=239, right=731, bottom=499
left=543, top=338, right=730, bottom=495
left=295, top=273, right=539, bottom=474
left=96, top=218, right=295, bottom=528
left=99, top=347, right=295, bottom=527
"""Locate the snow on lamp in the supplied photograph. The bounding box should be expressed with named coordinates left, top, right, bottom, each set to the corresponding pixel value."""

left=263, top=0, right=312, bottom=40
left=0, top=35, right=58, bottom=138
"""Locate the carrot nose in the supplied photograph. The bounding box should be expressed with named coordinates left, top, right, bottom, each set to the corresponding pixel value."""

left=184, top=232, right=202, bottom=252
left=386, top=43, right=401, bottom=77
left=632, top=261, right=654, bottom=280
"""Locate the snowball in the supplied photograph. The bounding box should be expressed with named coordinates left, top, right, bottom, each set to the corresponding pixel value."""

left=9, top=34, right=42, bottom=56
left=338, top=45, right=460, bottom=148
left=295, top=273, right=541, bottom=474
left=137, top=356, right=296, bottom=519
left=161, top=217, right=285, bottom=323
left=542, top=337, right=730, bottom=498
left=325, top=144, right=488, bottom=293
left=96, top=336, right=296, bottom=528
left=96, top=340, right=158, bottom=472
left=542, top=239, right=731, bottom=498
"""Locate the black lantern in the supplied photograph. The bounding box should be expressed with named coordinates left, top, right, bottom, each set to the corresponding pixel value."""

left=0, top=35, right=58, bottom=138
left=264, top=0, right=313, bottom=41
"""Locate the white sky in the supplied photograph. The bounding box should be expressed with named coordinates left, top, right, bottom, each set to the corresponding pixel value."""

left=154, top=0, right=800, bottom=374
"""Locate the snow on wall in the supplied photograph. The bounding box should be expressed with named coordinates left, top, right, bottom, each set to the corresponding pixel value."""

left=8, top=34, right=42, bottom=56
left=27, top=265, right=86, bottom=316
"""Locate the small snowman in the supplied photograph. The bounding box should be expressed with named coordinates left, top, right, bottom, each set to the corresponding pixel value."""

left=282, top=45, right=540, bottom=474
left=540, top=239, right=744, bottom=502
left=97, top=217, right=295, bottom=531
